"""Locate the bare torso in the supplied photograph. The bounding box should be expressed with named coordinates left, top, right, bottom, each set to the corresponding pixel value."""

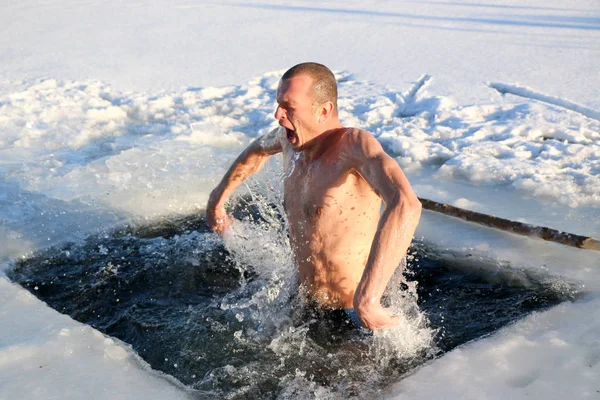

left=207, top=70, right=421, bottom=330
left=281, top=128, right=382, bottom=309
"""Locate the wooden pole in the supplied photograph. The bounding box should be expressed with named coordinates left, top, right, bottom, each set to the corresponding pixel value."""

left=419, top=197, right=600, bottom=251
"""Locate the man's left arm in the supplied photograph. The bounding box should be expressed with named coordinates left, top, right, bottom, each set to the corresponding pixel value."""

left=349, top=130, right=422, bottom=330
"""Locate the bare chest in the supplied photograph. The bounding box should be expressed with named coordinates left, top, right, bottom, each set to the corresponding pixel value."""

left=283, top=155, right=367, bottom=222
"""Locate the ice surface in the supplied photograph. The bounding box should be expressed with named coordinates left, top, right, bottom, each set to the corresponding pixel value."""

left=1, top=0, right=599, bottom=398
left=390, top=298, right=600, bottom=399
left=2, top=0, right=599, bottom=111
left=0, top=278, right=191, bottom=400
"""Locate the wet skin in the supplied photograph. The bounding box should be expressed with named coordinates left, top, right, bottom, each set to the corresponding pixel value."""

left=281, top=128, right=382, bottom=309
left=206, top=74, right=422, bottom=330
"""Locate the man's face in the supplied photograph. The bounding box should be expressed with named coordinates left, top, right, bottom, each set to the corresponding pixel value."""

left=274, top=74, right=321, bottom=151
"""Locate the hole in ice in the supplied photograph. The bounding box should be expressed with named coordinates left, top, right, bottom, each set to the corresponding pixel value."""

left=8, top=208, right=582, bottom=399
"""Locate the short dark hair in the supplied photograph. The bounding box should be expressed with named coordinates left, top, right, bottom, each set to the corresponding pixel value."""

left=282, top=62, right=338, bottom=114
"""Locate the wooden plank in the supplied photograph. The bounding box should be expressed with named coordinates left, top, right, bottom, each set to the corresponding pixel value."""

left=419, top=197, right=600, bottom=251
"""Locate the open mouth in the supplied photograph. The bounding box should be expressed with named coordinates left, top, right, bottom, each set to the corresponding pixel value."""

left=285, top=128, right=297, bottom=145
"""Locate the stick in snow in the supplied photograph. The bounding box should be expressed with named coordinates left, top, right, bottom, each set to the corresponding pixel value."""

left=488, top=82, right=600, bottom=122
left=394, top=74, right=432, bottom=118
left=419, top=197, right=600, bottom=251
left=404, top=74, right=432, bottom=104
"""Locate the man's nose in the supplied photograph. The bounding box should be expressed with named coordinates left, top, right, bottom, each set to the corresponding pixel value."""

left=274, top=105, right=286, bottom=120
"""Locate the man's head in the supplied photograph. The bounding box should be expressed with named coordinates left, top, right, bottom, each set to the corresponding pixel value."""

left=281, top=63, right=338, bottom=114
left=274, top=62, right=340, bottom=151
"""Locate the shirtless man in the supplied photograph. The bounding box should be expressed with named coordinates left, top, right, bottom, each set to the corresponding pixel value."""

left=206, top=63, right=422, bottom=330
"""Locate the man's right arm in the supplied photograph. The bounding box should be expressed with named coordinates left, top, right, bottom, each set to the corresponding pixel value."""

left=206, top=127, right=284, bottom=234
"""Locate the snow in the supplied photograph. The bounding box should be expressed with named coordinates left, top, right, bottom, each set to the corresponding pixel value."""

left=488, top=82, right=600, bottom=121
left=0, top=278, right=191, bottom=400
left=1, top=0, right=599, bottom=398
left=390, top=298, right=600, bottom=399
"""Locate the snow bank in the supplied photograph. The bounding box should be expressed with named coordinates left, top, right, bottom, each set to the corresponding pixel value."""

left=0, top=278, right=191, bottom=400
left=391, top=298, right=600, bottom=399
left=2, top=73, right=598, bottom=221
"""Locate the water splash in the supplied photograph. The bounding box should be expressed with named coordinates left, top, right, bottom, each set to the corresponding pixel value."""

left=214, top=178, right=438, bottom=393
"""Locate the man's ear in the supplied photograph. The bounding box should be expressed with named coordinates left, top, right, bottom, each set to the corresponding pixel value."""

left=319, top=101, right=335, bottom=122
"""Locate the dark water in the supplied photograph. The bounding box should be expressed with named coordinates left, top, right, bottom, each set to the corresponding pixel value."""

left=8, top=212, right=583, bottom=399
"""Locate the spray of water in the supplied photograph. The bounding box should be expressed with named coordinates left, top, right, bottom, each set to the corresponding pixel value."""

left=214, top=164, right=436, bottom=396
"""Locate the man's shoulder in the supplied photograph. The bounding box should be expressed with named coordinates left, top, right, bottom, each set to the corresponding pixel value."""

left=337, top=127, right=388, bottom=164
left=343, top=127, right=376, bottom=143
left=341, top=127, right=380, bottom=150
left=256, top=126, right=286, bottom=154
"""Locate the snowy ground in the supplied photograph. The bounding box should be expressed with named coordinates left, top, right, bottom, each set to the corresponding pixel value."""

left=1, top=0, right=599, bottom=398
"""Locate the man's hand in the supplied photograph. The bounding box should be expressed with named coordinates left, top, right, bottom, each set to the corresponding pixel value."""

left=206, top=192, right=233, bottom=235
left=354, top=298, right=401, bottom=331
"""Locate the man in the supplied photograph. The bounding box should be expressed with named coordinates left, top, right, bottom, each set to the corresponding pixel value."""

left=206, top=62, right=421, bottom=331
